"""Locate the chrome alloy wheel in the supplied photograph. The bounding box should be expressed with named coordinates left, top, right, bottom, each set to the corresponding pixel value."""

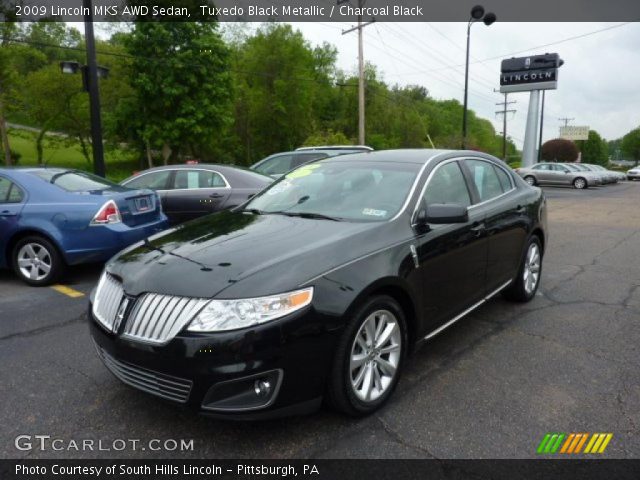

left=349, top=309, right=402, bottom=403
left=17, top=242, right=52, bottom=281
left=574, top=178, right=586, bottom=189
left=523, top=242, right=541, bottom=295
left=524, top=176, right=536, bottom=186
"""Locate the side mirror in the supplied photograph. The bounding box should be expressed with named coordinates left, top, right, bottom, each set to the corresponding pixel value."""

left=425, top=203, right=469, bottom=224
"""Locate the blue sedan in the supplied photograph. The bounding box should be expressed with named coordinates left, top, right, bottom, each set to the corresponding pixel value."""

left=0, top=168, right=169, bottom=286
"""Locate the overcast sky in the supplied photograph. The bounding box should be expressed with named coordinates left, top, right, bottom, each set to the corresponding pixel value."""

left=284, top=22, right=640, bottom=148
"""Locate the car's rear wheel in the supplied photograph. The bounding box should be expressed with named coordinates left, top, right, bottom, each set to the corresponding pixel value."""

left=573, top=177, right=587, bottom=189
left=327, top=295, right=407, bottom=416
left=503, top=236, right=543, bottom=303
left=12, top=235, right=64, bottom=286
left=524, top=176, right=536, bottom=186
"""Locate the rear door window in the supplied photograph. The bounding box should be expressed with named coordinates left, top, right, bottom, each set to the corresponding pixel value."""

left=173, top=170, right=226, bottom=189
left=493, top=166, right=513, bottom=191
left=464, top=159, right=505, bottom=202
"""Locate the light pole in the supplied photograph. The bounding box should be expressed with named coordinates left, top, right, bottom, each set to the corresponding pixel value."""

left=60, top=0, right=109, bottom=177
left=462, top=5, right=496, bottom=149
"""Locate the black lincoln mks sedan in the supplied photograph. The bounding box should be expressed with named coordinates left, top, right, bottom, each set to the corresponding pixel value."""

left=89, top=149, right=547, bottom=418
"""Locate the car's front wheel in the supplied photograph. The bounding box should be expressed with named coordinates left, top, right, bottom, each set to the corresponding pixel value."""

left=12, top=235, right=64, bottom=286
left=327, top=296, right=407, bottom=416
left=524, top=175, right=536, bottom=186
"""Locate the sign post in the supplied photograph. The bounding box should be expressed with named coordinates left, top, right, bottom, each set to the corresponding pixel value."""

left=500, top=53, right=563, bottom=167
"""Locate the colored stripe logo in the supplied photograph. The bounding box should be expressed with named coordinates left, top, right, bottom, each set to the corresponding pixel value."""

left=537, top=433, right=612, bottom=454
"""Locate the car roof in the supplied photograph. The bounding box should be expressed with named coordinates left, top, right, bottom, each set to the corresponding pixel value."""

left=295, top=145, right=374, bottom=151
left=315, top=148, right=479, bottom=164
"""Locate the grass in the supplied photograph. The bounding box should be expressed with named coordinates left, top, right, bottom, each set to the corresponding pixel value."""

left=6, top=128, right=139, bottom=182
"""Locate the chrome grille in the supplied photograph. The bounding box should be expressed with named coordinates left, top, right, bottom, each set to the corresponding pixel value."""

left=123, top=293, right=209, bottom=345
left=93, top=272, right=125, bottom=332
left=94, top=343, right=192, bottom=403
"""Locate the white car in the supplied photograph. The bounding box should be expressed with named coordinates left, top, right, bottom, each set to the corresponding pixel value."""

left=628, top=167, right=640, bottom=181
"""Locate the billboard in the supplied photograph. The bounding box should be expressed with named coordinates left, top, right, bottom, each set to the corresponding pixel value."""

left=500, top=53, right=563, bottom=93
left=560, top=126, right=590, bottom=141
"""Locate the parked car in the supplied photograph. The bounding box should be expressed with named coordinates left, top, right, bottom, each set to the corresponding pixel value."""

left=627, top=167, right=640, bottom=181
left=0, top=168, right=168, bottom=286
left=564, top=163, right=610, bottom=185
left=581, top=164, right=621, bottom=183
left=251, top=147, right=371, bottom=179
left=89, top=149, right=547, bottom=418
left=120, top=164, right=273, bottom=225
left=516, top=162, right=601, bottom=189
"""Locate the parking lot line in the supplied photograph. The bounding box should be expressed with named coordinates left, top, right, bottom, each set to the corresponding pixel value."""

left=51, top=284, right=85, bottom=298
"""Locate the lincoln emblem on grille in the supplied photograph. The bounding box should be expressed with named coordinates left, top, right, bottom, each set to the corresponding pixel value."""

left=113, top=297, right=130, bottom=332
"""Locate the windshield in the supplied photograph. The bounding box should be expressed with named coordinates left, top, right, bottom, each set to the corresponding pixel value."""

left=564, top=164, right=579, bottom=172
left=31, top=169, right=120, bottom=192
left=572, top=164, right=589, bottom=171
left=244, top=160, right=420, bottom=222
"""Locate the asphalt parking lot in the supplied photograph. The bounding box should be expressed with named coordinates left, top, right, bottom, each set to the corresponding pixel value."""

left=1, top=182, right=639, bottom=459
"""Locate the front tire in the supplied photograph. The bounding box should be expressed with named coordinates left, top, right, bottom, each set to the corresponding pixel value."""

left=503, top=236, right=543, bottom=302
left=524, top=176, right=536, bottom=186
left=327, top=296, right=407, bottom=416
left=573, top=177, right=587, bottom=189
left=12, top=235, right=64, bottom=286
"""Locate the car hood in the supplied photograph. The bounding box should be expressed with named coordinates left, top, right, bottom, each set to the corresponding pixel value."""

left=108, top=210, right=395, bottom=298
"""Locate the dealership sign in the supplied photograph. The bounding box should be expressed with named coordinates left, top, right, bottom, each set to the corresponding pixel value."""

left=559, top=126, right=590, bottom=141
left=500, top=53, right=563, bottom=93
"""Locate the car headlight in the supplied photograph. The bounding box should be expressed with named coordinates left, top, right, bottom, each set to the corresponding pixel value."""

left=187, top=287, right=313, bottom=332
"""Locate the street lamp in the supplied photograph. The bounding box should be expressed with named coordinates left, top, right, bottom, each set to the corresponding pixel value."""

left=60, top=61, right=109, bottom=91
left=462, top=5, right=496, bottom=149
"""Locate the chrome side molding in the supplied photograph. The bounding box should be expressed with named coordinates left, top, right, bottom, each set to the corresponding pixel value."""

left=423, top=279, right=512, bottom=340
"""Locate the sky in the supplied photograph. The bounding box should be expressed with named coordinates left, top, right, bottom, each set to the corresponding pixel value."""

left=288, top=21, right=640, bottom=148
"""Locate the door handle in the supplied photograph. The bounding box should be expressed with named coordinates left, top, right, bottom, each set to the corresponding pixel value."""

left=209, top=193, right=223, bottom=198
left=0, top=210, right=15, bottom=216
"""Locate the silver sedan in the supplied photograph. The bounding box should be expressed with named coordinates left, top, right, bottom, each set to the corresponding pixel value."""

left=515, top=162, right=602, bottom=189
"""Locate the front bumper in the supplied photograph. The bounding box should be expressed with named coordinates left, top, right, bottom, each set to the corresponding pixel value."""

left=88, top=304, right=339, bottom=419
left=628, top=172, right=640, bottom=180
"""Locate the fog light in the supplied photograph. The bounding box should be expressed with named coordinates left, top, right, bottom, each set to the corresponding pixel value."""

left=254, top=379, right=271, bottom=397
left=201, top=369, right=282, bottom=412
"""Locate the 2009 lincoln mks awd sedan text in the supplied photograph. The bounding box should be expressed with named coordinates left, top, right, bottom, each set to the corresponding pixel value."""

left=89, top=150, right=547, bottom=418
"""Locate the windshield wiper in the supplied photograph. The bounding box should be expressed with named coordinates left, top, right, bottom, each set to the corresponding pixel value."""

left=273, top=211, right=342, bottom=221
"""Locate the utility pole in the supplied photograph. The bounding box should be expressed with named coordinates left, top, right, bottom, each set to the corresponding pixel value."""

left=558, top=117, right=574, bottom=127
left=83, top=0, right=106, bottom=177
left=494, top=91, right=516, bottom=161
left=341, top=0, right=374, bottom=145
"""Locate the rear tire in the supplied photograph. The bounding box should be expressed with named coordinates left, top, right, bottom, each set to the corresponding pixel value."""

left=12, top=235, right=64, bottom=286
left=326, top=295, right=407, bottom=417
left=573, top=177, right=587, bottom=189
left=524, top=176, right=536, bottom=186
left=503, top=236, right=543, bottom=303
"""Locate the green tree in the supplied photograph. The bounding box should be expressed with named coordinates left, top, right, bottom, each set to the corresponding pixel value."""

left=122, top=21, right=232, bottom=165
left=621, top=128, right=640, bottom=166
left=576, top=129, right=608, bottom=166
